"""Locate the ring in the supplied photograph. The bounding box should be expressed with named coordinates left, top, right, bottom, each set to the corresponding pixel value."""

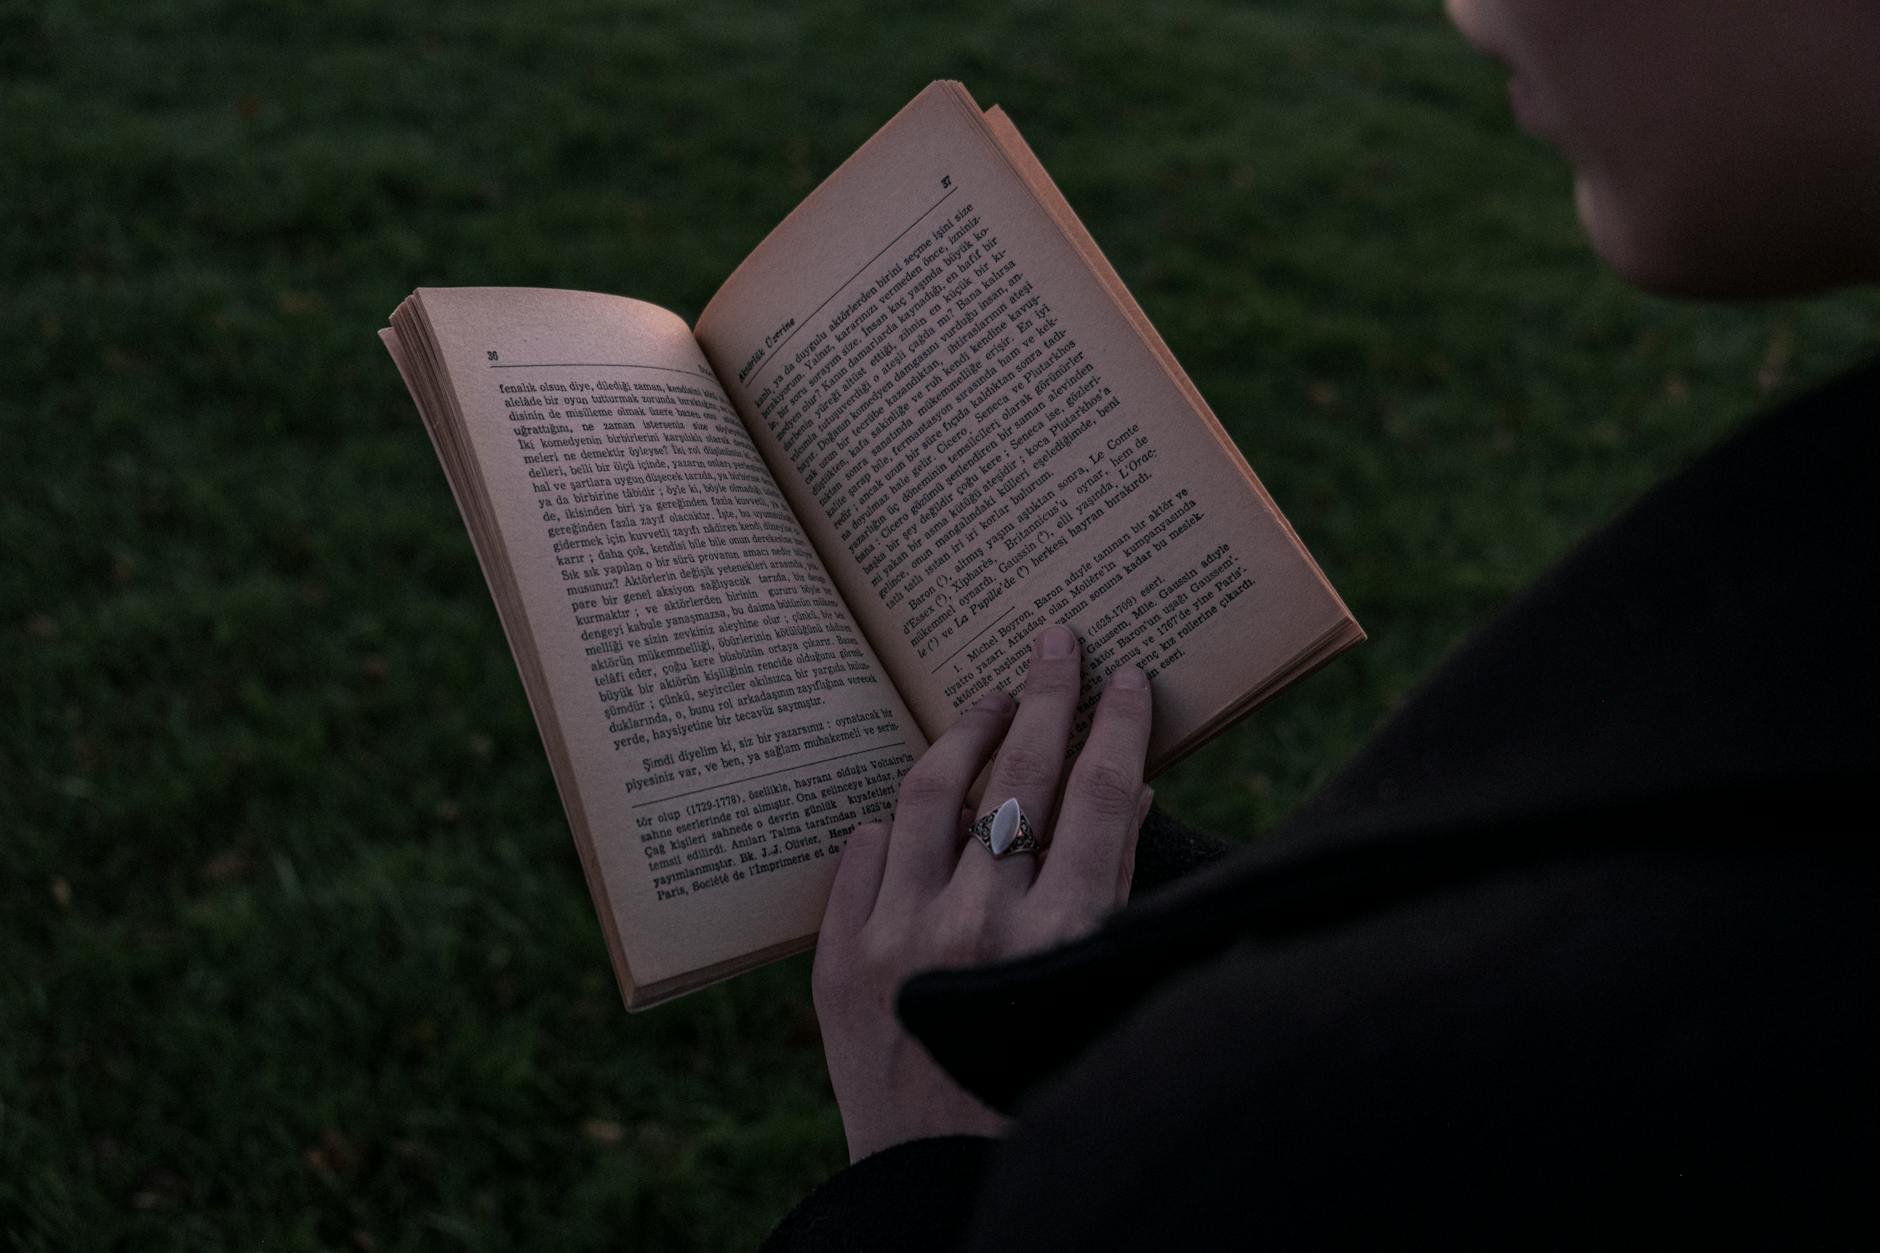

left=969, top=797, right=1045, bottom=859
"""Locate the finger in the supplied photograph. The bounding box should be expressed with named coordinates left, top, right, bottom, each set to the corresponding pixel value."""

left=952, top=625, right=1083, bottom=898
left=1033, top=664, right=1153, bottom=912
left=1118, top=786, right=1153, bottom=905
left=876, top=690, right=1016, bottom=909
left=821, top=821, right=889, bottom=938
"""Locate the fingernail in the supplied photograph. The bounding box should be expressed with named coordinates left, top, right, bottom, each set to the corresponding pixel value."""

left=1110, top=665, right=1148, bottom=690
left=1038, top=624, right=1075, bottom=658
left=975, top=689, right=1015, bottom=714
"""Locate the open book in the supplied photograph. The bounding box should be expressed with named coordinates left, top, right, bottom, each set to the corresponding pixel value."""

left=380, top=82, right=1362, bottom=1009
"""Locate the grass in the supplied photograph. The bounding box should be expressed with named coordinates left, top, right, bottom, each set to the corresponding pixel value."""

left=2, top=0, right=1874, bottom=1247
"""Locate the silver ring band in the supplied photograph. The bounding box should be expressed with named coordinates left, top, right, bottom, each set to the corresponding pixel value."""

left=969, top=797, right=1044, bottom=858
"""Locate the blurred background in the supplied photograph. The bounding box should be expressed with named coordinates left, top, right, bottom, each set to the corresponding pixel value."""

left=4, top=0, right=1875, bottom=1247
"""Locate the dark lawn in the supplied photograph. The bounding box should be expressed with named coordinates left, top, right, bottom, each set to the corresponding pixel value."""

left=3, top=1, right=1874, bottom=1247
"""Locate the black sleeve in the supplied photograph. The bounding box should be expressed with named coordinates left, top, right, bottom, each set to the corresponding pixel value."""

left=759, top=1135, right=995, bottom=1252
left=1129, top=805, right=1233, bottom=896
left=956, top=839, right=1880, bottom=1249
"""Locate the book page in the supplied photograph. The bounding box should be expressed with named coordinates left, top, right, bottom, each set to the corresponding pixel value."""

left=694, top=84, right=1357, bottom=769
left=389, top=288, right=922, bottom=1003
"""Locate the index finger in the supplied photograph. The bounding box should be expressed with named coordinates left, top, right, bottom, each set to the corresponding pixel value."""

left=1030, top=665, right=1153, bottom=913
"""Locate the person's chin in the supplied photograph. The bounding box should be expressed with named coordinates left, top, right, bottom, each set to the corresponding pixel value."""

left=1507, top=75, right=1566, bottom=146
left=1575, top=177, right=1707, bottom=297
left=1574, top=175, right=1825, bottom=301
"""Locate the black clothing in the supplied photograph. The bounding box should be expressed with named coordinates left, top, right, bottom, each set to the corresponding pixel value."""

left=763, top=360, right=1880, bottom=1249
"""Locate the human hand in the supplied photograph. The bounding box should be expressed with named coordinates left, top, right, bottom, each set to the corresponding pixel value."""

left=811, top=624, right=1155, bottom=1163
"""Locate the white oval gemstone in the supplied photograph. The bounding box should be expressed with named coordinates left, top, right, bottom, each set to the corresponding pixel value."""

left=989, top=798, right=1022, bottom=855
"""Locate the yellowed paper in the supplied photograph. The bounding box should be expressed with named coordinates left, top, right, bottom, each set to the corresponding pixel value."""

left=695, top=83, right=1358, bottom=768
left=389, top=288, right=924, bottom=1004
left=379, top=83, right=1362, bottom=1007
